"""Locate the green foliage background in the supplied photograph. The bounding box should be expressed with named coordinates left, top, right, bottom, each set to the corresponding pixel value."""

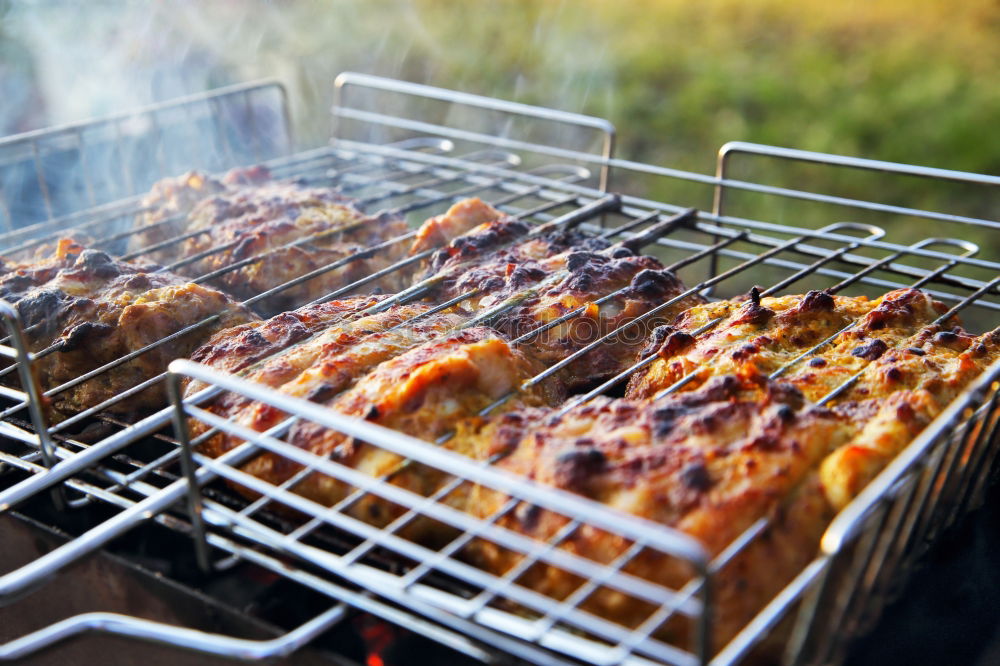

left=2, top=0, right=998, bottom=255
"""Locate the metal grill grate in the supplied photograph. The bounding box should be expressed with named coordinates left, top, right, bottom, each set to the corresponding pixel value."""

left=0, top=74, right=997, bottom=665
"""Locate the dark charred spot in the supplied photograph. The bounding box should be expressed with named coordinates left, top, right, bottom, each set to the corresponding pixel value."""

left=60, top=321, right=114, bottom=352
left=640, top=325, right=674, bottom=359
left=731, top=300, right=775, bottom=327
left=688, top=403, right=742, bottom=436
left=0, top=274, right=38, bottom=296
left=775, top=404, right=796, bottom=423
left=508, top=265, right=546, bottom=288
left=766, top=382, right=805, bottom=409
left=554, top=447, right=606, bottom=489
left=626, top=269, right=681, bottom=298
left=933, top=330, right=959, bottom=345
left=305, top=382, right=341, bottom=404
left=702, top=374, right=742, bottom=401
left=122, top=274, right=151, bottom=290
left=680, top=462, right=712, bottom=492
left=365, top=404, right=381, bottom=420
left=906, top=347, right=926, bottom=356
left=852, top=338, right=889, bottom=361
left=73, top=249, right=120, bottom=279
left=860, top=290, right=924, bottom=331
left=565, top=267, right=595, bottom=292
left=653, top=406, right=689, bottom=437
left=241, top=329, right=268, bottom=348
left=653, top=331, right=696, bottom=359
left=972, top=343, right=988, bottom=357
left=476, top=276, right=505, bottom=293
left=808, top=358, right=827, bottom=368
left=566, top=251, right=605, bottom=272
left=16, top=290, right=70, bottom=328
left=884, top=367, right=903, bottom=382
left=514, top=502, right=542, bottom=530
left=731, top=343, right=760, bottom=361
left=231, top=236, right=259, bottom=261
left=610, top=246, right=633, bottom=258
left=798, top=290, right=835, bottom=312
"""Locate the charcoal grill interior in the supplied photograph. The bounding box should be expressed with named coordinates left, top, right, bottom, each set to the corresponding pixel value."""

left=0, top=73, right=997, bottom=666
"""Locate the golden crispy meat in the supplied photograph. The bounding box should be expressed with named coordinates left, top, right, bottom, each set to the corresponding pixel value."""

left=0, top=239, right=256, bottom=419
left=192, top=325, right=563, bottom=527
left=409, top=197, right=504, bottom=255
left=420, top=214, right=704, bottom=389
left=817, top=323, right=999, bottom=509
left=190, top=302, right=468, bottom=437
left=452, top=358, right=996, bottom=650
left=132, top=167, right=411, bottom=315
left=625, top=288, right=952, bottom=402
left=626, top=286, right=1000, bottom=509
left=453, top=376, right=855, bottom=649
left=187, top=295, right=384, bottom=379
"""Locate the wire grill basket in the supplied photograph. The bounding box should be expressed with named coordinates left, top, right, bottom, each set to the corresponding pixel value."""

left=0, top=73, right=996, bottom=665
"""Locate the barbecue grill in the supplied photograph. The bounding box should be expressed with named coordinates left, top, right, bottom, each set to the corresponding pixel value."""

left=0, top=73, right=998, bottom=666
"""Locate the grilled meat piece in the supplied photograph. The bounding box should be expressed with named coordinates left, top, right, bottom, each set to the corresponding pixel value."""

left=187, top=295, right=386, bottom=380
left=817, top=323, right=1000, bottom=509
left=131, top=170, right=232, bottom=254
left=409, top=197, right=505, bottom=255
left=452, top=362, right=992, bottom=650
left=0, top=238, right=257, bottom=419
left=625, top=287, right=1000, bottom=509
left=452, top=376, right=854, bottom=650
left=132, top=167, right=411, bottom=315
left=625, top=288, right=956, bottom=402
left=422, top=214, right=704, bottom=389
left=192, top=324, right=563, bottom=526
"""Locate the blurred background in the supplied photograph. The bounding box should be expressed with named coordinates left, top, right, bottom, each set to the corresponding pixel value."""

left=0, top=0, right=997, bottom=250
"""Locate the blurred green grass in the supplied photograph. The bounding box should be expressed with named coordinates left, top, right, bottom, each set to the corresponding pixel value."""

left=185, top=0, right=1000, bottom=256
left=3, top=0, right=998, bottom=255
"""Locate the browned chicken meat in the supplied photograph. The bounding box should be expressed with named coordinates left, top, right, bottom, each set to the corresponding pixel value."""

left=164, top=182, right=996, bottom=659
left=450, top=353, right=999, bottom=651
left=625, top=288, right=983, bottom=403
left=626, top=287, right=1000, bottom=508
left=417, top=213, right=704, bottom=389
left=408, top=197, right=506, bottom=255
left=0, top=238, right=257, bottom=419
left=192, top=323, right=564, bottom=527
left=131, top=167, right=411, bottom=315
left=454, top=375, right=854, bottom=650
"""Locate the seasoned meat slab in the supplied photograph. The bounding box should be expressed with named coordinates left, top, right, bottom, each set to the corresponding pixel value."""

left=0, top=238, right=256, bottom=419
left=191, top=324, right=564, bottom=529
left=132, top=167, right=411, bottom=315
left=419, top=212, right=704, bottom=389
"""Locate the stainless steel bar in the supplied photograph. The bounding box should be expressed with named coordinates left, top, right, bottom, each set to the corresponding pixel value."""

left=171, top=359, right=707, bottom=564
left=184, top=403, right=701, bottom=616
left=0, top=302, right=55, bottom=468
left=165, top=372, right=210, bottom=572
left=334, top=72, right=615, bottom=191
left=336, top=139, right=1000, bottom=273
left=0, top=402, right=294, bottom=602
left=194, top=457, right=696, bottom=666
left=0, top=605, right=348, bottom=662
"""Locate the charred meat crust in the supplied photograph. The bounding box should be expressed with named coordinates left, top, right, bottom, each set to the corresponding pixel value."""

left=132, top=168, right=411, bottom=316
left=0, top=239, right=258, bottom=419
